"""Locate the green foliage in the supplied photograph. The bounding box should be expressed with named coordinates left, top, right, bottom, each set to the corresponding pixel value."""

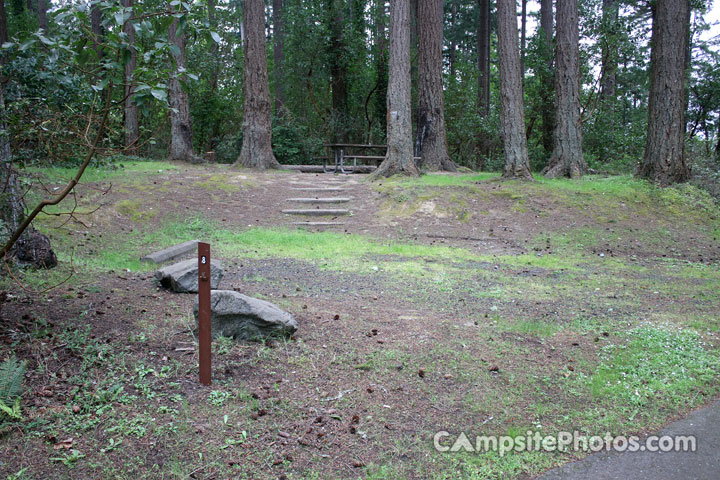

left=0, top=356, right=27, bottom=422
left=1, top=0, right=212, bottom=168
left=0, top=356, right=26, bottom=408
left=271, top=117, right=323, bottom=165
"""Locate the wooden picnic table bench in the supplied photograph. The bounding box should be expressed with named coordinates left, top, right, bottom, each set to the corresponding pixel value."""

left=322, top=144, right=420, bottom=173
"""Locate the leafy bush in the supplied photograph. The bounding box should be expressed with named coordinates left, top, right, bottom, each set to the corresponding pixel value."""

left=0, top=356, right=27, bottom=421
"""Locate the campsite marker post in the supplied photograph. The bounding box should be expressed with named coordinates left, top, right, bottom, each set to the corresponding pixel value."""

left=198, top=242, right=211, bottom=386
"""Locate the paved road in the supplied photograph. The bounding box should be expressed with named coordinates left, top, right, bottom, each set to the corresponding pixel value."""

left=537, top=399, right=720, bottom=480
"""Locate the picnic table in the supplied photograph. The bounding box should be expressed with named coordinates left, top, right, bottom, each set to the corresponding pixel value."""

left=323, top=143, right=387, bottom=173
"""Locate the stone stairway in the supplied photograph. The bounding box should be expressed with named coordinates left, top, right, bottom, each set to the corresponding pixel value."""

left=283, top=175, right=358, bottom=228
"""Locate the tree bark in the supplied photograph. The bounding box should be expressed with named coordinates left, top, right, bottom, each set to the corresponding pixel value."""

left=273, top=0, right=286, bottom=116
left=328, top=0, right=349, bottom=143
left=1, top=91, right=26, bottom=250
left=122, top=0, right=139, bottom=156
left=1, top=80, right=57, bottom=268
left=415, top=0, right=455, bottom=172
left=238, top=0, right=280, bottom=169
left=168, top=15, right=199, bottom=163
left=91, top=2, right=103, bottom=59
left=477, top=0, right=490, bottom=119
left=543, top=0, right=585, bottom=178
left=599, top=0, right=618, bottom=101
left=715, top=109, right=720, bottom=159
left=539, top=0, right=554, bottom=157
left=449, top=3, right=457, bottom=80
left=208, top=0, right=220, bottom=91
left=205, top=0, right=221, bottom=152
left=0, top=0, right=8, bottom=45
left=37, top=0, right=47, bottom=32
left=373, top=0, right=388, bottom=138
left=475, top=0, right=491, bottom=167
left=371, top=0, right=418, bottom=178
left=520, top=0, right=527, bottom=83
left=497, top=0, right=532, bottom=179
left=638, top=0, right=690, bottom=185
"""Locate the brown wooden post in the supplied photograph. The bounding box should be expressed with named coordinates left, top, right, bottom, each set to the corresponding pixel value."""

left=198, top=242, right=211, bottom=386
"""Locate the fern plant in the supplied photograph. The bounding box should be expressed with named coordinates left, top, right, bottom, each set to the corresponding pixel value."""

left=0, top=356, right=26, bottom=421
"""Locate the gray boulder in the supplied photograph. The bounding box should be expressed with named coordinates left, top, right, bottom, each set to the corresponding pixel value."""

left=156, top=259, right=223, bottom=293
left=193, top=290, right=298, bottom=341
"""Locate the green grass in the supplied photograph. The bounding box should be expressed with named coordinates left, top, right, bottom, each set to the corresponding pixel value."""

left=498, top=317, right=560, bottom=338
left=532, top=174, right=645, bottom=196
left=587, top=324, right=720, bottom=407
left=383, top=172, right=500, bottom=187
left=24, top=161, right=179, bottom=184
left=148, top=218, right=478, bottom=272
left=115, top=199, right=158, bottom=223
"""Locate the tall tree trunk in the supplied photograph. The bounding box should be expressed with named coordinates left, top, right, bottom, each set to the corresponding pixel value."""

left=208, top=0, right=220, bottom=92
left=0, top=74, right=57, bottom=268
left=374, top=0, right=388, bottom=139
left=122, top=0, right=139, bottom=156
left=0, top=0, right=8, bottom=45
left=520, top=0, right=527, bottom=83
left=205, top=0, right=221, bottom=152
left=449, top=3, right=457, bottom=79
left=351, top=0, right=365, bottom=34
left=37, top=0, right=47, bottom=31
left=539, top=0, right=554, bottom=157
left=597, top=0, right=618, bottom=164
left=371, top=0, right=418, bottom=178
left=91, top=2, right=103, bottom=59
left=273, top=0, right=285, bottom=116
left=715, top=111, right=720, bottom=159
left=497, top=0, right=532, bottom=179
left=543, top=0, right=585, bottom=178
left=683, top=5, right=692, bottom=134
left=167, top=16, right=199, bottom=163
left=328, top=0, right=349, bottom=143
left=599, top=0, right=617, bottom=101
left=475, top=0, right=491, bottom=167
left=638, top=0, right=690, bottom=185
left=1, top=91, right=26, bottom=251
left=238, top=0, right=280, bottom=169
left=415, top=0, right=455, bottom=172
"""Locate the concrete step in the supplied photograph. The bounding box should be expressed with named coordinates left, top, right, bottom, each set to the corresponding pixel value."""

left=290, top=187, right=345, bottom=192
left=286, top=197, right=351, bottom=204
left=282, top=209, right=350, bottom=216
left=290, top=222, right=346, bottom=227
left=140, top=240, right=198, bottom=264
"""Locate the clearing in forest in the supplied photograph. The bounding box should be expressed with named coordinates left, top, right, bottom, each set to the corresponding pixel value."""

left=1, top=161, right=720, bottom=479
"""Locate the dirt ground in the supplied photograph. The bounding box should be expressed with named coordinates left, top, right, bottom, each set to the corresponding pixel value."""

left=1, top=162, right=719, bottom=479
